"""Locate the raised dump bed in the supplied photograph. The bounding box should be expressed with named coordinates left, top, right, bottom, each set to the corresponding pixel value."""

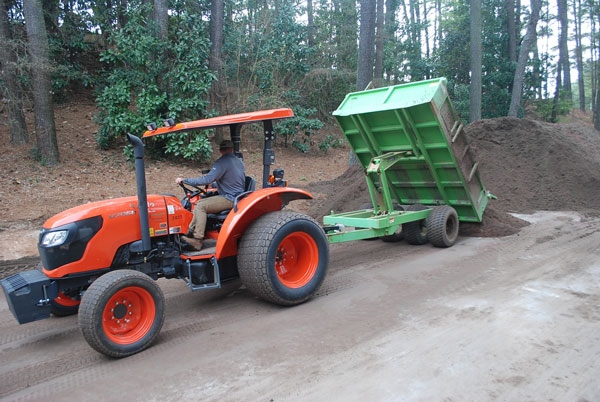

left=324, top=78, right=491, bottom=245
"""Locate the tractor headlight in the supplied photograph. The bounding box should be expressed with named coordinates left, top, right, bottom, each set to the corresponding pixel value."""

left=41, top=230, right=69, bottom=247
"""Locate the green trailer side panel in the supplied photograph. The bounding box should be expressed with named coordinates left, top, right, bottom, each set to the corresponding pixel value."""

left=333, top=78, right=489, bottom=222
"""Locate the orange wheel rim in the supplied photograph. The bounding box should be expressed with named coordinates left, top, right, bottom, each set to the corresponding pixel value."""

left=102, top=286, right=156, bottom=345
left=55, top=291, right=80, bottom=307
left=275, top=232, right=319, bottom=288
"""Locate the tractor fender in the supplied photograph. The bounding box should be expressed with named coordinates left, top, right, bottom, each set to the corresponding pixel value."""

left=215, top=187, right=313, bottom=259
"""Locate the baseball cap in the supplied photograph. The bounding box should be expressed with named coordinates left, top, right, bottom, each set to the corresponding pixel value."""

left=219, top=139, right=234, bottom=150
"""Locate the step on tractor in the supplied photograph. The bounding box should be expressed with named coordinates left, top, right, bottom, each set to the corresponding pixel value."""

left=2, top=78, right=492, bottom=358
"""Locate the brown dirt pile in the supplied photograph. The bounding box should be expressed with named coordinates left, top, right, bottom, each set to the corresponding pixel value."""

left=301, top=117, right=600, bottom=237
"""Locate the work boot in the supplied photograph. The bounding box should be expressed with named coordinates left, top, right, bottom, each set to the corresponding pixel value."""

left=181, top=235, right=203, bottom=251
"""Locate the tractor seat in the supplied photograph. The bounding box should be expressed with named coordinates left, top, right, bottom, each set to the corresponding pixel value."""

left=207, top=176, right=256, bottom=222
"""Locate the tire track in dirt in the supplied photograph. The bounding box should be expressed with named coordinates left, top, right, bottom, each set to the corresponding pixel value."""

left=0, top=237, right=431, bottom=400
left=4, top=212, right=596, bottom=401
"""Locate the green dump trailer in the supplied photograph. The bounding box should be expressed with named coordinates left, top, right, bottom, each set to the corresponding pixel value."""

left=323, top=77, right=493, bottom=247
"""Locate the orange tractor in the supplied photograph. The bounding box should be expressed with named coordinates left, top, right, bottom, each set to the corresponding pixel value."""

left=1, top=108, right=329, bottom=357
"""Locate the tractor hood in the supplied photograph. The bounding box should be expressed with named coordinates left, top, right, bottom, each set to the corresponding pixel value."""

left=43, top=196, right=140, bottom=229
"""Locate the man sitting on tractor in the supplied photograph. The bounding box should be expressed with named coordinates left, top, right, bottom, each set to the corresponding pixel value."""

left=175, top=139, right=246, bottom=250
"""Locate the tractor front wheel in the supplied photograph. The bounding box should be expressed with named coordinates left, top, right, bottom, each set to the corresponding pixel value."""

left=78, top=270, right=165, bottom=358
left=238, top=211, right=329, bottom=306
left=50, top=292, right=81, bottom=316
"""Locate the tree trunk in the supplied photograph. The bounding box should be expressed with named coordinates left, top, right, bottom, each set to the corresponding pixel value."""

left=551, top=63, right=562, bottom=123
left=557, top=0, right=572, bottom=100
left=469, top=0, right=482, bottom=122
left=508, top=0, right=541, bottom=117
left=373, top=0, right=384, bottom=86
left=506, top=0, right=517, bottom=63
left=594, top=70, right=600, bottom=131
left=307, top=0, right=315, bottom=48
left=154, top=0, right=168, bottom=40
left=0, top=0, right=28, bottom=144
left=356, top=0, right=376, bottom=91
left=209, top=0, right=225, bottom=141
left=573, top=0, right=585, bottom=111
left=23, top=0, right=59, bottom=165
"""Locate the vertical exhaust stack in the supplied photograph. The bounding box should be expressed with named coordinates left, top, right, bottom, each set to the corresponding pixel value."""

left=127, top=134, right=151, bottom=252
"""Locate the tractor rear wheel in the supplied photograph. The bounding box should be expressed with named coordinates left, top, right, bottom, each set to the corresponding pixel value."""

left=403, top=204, right=430, bottom=245
left=426, top=205, right=459, bottom=247
left=78, top=270, right=165, bottom=358
left=238, top=211, right=329, bottom=306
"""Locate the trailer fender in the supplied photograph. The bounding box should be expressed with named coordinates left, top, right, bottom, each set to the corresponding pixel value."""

left=215, top=187, right=313, bottom=259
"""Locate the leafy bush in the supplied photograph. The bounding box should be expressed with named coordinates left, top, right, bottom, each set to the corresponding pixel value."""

left=275, top=107, right=324, bottom=153
left=95, top=6, right=213, bottom=161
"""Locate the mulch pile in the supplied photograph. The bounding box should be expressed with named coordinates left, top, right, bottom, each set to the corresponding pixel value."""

left=303, top=117, right=600, bottom=237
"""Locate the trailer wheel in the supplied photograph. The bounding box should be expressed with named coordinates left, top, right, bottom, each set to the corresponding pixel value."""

left=78, top=270, right=165, bottom=358
left=50, top=292, right=80, bottom=316
left=403, top=204, right=429, bottom=245
left=238, top=211, right=329, bottom=306
left=426, top=206, right=459, bottom=248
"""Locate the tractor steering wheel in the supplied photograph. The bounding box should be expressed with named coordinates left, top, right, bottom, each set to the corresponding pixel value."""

left=179, top=182, right=206, bottom=197
left=179, top=182, right=206, bottom=210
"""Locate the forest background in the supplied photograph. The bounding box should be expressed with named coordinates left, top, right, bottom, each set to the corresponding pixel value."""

left=1, top=0, right=599, bottom=167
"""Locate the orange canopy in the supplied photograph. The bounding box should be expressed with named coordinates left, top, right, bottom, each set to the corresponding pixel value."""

left=142, top=108, right=294, bottom=138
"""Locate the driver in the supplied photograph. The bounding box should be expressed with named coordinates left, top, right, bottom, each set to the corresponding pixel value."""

left=175, top=139, right=246, bottom=250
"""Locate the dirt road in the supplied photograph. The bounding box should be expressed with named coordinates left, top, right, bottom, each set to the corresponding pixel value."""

left=1, top=210, right=599, bottom=401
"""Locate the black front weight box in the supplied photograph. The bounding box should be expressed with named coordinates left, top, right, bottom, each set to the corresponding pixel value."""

left=1, top=270, right=58, bottom=324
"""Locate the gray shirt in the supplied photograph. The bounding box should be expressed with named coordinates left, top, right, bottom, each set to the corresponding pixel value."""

left=184, top=153, right=246, bottom=202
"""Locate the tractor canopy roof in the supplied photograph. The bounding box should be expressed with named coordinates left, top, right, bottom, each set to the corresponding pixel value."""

left=142, top=108, right=294, bottom=138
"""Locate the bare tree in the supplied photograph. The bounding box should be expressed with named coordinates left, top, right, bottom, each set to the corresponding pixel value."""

left=469, top=0, right=482, bottom=122
left=23, top=0, right=59, bottom=165
left=508, top=0, right=542, bottom=117
left=0, top=0, right=28, bottom=144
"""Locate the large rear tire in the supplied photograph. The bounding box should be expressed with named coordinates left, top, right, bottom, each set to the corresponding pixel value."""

left=426, top=205, right=459, bottom=248
left=78, top=270, right=165, bottom=358
left=403, top=204, right=430, bottom=245
left=238, top=211, right=329, bottom=306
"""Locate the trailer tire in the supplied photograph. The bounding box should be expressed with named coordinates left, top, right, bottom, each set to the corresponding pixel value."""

left=238, top=211, right=329, bottom=306
left=403, top=204, right=429, bottom=245
left=426, top=206, right=459, bottom=248
left=78, top=270, right=165, bottom=358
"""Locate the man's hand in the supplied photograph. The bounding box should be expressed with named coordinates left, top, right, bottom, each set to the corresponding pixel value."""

left=175, top=177, right=184, bottom=185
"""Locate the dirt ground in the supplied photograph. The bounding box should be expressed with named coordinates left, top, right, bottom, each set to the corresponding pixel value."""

left=0, top=105, right=599, bottom=401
